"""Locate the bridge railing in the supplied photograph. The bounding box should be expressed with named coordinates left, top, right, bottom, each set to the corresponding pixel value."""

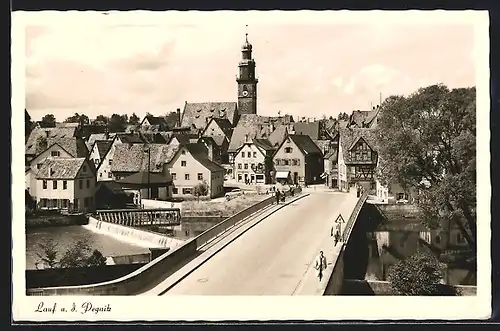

left=195, top=187, right=302, bottom=248
left=342, top=191, right=369, bottom=243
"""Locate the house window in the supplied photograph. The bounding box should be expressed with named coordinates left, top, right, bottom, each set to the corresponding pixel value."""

left=284, top=159, right=289, bottom=166
left=185, top=174, right=190, bottom=180
left=37, top=164, right=42, bottom=169
left=285, top=147, right=293, bottom=153
left=181, top=161, right=187, bottom=167
left=51, top=151, right=60, bottom=157
left=247, top=152, right=251, bottom=158
left=238, top=163, right=242, bottom=169
left=79, top=180, right=83, bottom=189
left=198, top=173, right=203, bottom=180
left=251, top=164, right=255, bottom=170
left=362, top=151, right=368, bottom=161
left=86, top=180, right=90, bottom=188
left=42, top=180, right=47, bottom=189
left=253, top=152, right=257, bottom=158
left=53, top=180, right=57, bottom=189
left=172, top=173, right=177, bottom=180
left=63, top=181, right=67, bottom=190
left=296, top=159, right=300, bottom=166
left=244, top=164, right=248, bottom=169
left=109, top=159, right=112, bottom=166
left=108, top=172, right=112, bottom=178
left=173, top=188, right=178, bottom=194
left=241, top=151, right=245, bottom=158
left=99, top=173, right=103, bottom=178
left=292, top=159, right=297, bottom=166
left=182, top=188, right=192, bottom=194
left=181, top=150, right=186, bottom=155
left=94, top=159, right=100, bottom=165
left=275, top=159, right=280, bottom=166
left=238, top=174, right=242, bottom=181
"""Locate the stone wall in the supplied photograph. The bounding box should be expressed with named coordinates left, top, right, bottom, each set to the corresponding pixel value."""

left=341, top=279, right=477, bottom=296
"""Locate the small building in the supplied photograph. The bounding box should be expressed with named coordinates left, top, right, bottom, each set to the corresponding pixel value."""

left=168, top=143, right=225, bottom=199
left=273, top=133, right=324, bottom=185
left=140, top=114, right=171, bottom=132
left=35, top=157, right=96, bottom=212
left=110, top=143, right=179, bottom=200
left=233, top=135, right=274, bottom=184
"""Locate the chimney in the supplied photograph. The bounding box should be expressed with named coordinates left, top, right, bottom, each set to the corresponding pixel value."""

left=244, top=134, right=249, bottom=143
left=45, top=130, right=50, bottom=138
left=176, top=108, right=181, bottom=127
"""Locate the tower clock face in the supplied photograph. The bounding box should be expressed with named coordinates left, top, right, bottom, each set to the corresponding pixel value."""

left=242, top=91, right=249, bottom=97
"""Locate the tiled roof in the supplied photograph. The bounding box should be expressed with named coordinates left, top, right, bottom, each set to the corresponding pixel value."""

left=228, top=114, right=294, bottom=152
left=293, top=122, right=320, bottom=140
left=117, top=171, right=172, bottom=185
left=348, top=109, right=380, bottom=128
left=170, top=133, right=200, bottom=145
left=338, top=127, right=380, bottom=164
left=313, top=140, right=333, bottom=154
left=185, top=143, right=225, bottom=172
left=288, top=134, right=323, bottom=155
left=181, top=102, right=238, bottom=130
left=116, top=132, right=146, bottom=144
left=25, top=127, right=78, bottom=155
left=94, top=140, right=114, bottom=160
left=144, top=115, right=168, bottom=126
left=55, top=122, right=79, bottom=128
left=86, top=133, right=115, bottom=151
left=36, top=157, right=86, bottom=179
left=212, top=118, right=234, bottom=139
left=111, top=143, right=180, bottom=173
left=253, top=138, right=275, bottom=151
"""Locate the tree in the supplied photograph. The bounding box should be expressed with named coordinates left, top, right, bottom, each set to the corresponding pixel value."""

left=108, top=114, right=128, bottom=132
left=40, top=114, right=56, bottom=128
left=35, top=239, right=107, bottom=269
left=64, top=112, right=89, bottom=126
left=337, top=112, right=349, bottom=121
left=94, top=115, right=109, bottom=125
left=129, top=113, right=140, bottom=126
left=35, top=238, right=60, bottom=269
left=193, top=181, right=209, bottom=202
left=376, top=84, right=476, bottom=252
left=387, top=251, right=457, bottom=295
left=164, top=111, right=179, bottom=129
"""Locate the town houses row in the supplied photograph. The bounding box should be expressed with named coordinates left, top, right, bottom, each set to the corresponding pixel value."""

left=25, top=104, right=400, bottom=213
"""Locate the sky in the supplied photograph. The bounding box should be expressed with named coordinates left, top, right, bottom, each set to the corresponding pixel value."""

left=23, top=13, right=477, bottom=122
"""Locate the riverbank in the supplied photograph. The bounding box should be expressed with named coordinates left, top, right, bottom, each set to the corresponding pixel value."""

left=26, top=212, right=88, bottom=228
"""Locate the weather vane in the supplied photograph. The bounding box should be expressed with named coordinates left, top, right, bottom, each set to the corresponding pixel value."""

left=245, top=24, right=248, bottom=41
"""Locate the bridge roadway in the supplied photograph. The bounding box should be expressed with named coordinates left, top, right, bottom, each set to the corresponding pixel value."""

left=148, top=191, right=358, bottom=295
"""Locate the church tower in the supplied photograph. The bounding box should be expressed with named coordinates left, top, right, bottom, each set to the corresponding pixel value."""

left=237, top=28, right=258, bottom=115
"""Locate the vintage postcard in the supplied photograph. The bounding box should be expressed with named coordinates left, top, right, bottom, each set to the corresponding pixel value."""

left=12, top=10, right=491, bottom=322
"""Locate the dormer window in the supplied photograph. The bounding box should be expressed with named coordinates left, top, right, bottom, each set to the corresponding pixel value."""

left=51, top=151, right=60, bottom=157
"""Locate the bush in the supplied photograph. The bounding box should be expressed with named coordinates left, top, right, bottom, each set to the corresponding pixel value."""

left=35, top=238, right=107, bottom=269
left=193, top=181, right=209, bottom=202
left=387, top=251, right=455, bottom=295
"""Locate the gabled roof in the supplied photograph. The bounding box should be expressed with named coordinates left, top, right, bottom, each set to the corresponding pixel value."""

left=116, top=132, right=146, bottom=144
left=86, top=133, right=115, bottom=151
left=313, top=140, right=333, bottom=154
left=181, top=102, right=238, bottom=130
left=338, top=127, right=380, bottom=164
left=25, top=127, right=79, bottom=155
left=169, top=133, right=200, bottom=145
left=93, top=140, right=114, bottom=160
left=111, top=143, right=180, bottom=173
left=348, top=109, right=380, bottom=128
left=253, top=138, right=275, bottom=151
left=211, top=118, right=234, bottom=139
left=36, top=157, right=87, bottom=179
left=198, top=136, right=223, bottom=151
left=143, top=115, right=168, bottom=126
left=277, top=134, right=323, bottom=156
left=228, top=114, right=294, bottom=152
left=293, top=122, right=320, bottom=140
left=183, top=143, right=225, bottom=172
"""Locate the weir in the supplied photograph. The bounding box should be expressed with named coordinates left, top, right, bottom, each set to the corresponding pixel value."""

left=97, top=208, right=181, bottom=227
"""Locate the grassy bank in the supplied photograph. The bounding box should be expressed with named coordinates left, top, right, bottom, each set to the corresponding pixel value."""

left=181, top=193, right=270, bottom=217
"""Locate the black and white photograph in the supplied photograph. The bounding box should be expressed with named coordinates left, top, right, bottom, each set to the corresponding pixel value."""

left=12, top=10, right=490, bottom=321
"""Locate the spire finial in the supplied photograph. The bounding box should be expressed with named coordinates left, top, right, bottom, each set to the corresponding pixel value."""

left=245, top=24, right=248, bottom=42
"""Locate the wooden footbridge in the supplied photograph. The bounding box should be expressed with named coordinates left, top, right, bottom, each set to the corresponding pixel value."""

left=96, top=208, right=181, bottom=227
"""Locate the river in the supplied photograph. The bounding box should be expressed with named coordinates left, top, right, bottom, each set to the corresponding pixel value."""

left=25, top=220, right=220, bottom=270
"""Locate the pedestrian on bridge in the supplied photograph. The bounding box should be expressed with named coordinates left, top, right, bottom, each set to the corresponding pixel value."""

left=275, top=189, right=281, bottom=205
left=315, top=251, right=327, bottom=282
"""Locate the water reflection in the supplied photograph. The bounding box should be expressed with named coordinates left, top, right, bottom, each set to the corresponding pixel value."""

left=364, top=230, right=476, bottom=286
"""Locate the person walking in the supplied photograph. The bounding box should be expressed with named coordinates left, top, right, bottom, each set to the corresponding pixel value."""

left=314, top=251, right=328, bottom=282
left=275, top=189, right=281, bottom=205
